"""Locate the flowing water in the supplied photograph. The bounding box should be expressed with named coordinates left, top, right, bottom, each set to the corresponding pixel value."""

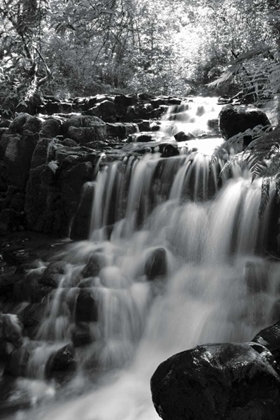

left=5, top=97, right=280, bottom=420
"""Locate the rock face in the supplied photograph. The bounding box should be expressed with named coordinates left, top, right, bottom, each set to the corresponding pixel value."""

left=252, top=320, right=280, bottom=373
left=0, top=93, right=184, bottom=239
left=219, top=104, right=271, bottom=144
left=151, top=342, right=280, bottom=420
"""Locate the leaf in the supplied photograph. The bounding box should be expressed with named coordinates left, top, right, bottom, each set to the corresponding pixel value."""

left=259, top=177, right=270, bottom=217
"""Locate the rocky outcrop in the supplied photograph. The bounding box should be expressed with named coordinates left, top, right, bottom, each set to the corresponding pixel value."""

left=0, top=94, right=183, bottom=239
left=219, top=104, right=271, bottom=145
left=151, top=341, right=280, bottom=420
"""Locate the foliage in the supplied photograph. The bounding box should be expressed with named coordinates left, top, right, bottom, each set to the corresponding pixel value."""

left=1, top=0, right=280, bottom=112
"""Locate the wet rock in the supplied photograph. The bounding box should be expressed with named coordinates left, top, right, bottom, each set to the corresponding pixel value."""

left=9, top=114, right=41, bottom=135
left=4, top=186, right=25, bottom=212
left=159, top=143, right=180, bottom=157
left=75, top=288, right=98, bottom=323
left=30, top=138, right=53, bottom=169
left=13, top=272, right=40, bottom=302
left=127, top=132, right=158, bottom=143
left=150, top=121, right=162, bottom=131
left=39, top=118, right=61, bottom=138
left=71, top=323, right=93, bottom=347
left=145, top=248, right=167, bottom=280
left=245, top=260, right=269, bottom=294
left=71, top=182, right=94, bottom=240
left=0, top=269, right=19, bottom=298
left=0, top=209, right=25, bottom=233
left=82, top=254, right=105, bottom=278
left=114, top=94, right=137, bottom=108
left=62, top=115, right=106, bottom=136
left=1, top=130, right=38, bottom=189
left=207, top=118, right=219, bottom=133
left=67, top=126, right=107, bottom=144
left=86, top=100, right=116, bottom=122
left=252, top=320, right=280, bottom=374
left=219, top=104, right=271, bottom=143
left=45, top=343, right=76, bottom=377
left=19, top=302, right=47, bottom=339
left=39, top=261, right=68, bottom=288
left=0, top=127, right=8, bottom=141
left=4, top=342, right=33, bottom=376
left=61, top=138, right=78, bottom=147
left=174, top=131, right=195, bottom=142
left=137, top=120, right=151, bottom=132
left=151, top=342, right=280, bottom=420
left=0, top=160, right=8, bottom=192
left=24, top=163, right=63, bottom=234
left=106, top=122, right=138, bottom=139
left=1, top=313, right=23, bottom=348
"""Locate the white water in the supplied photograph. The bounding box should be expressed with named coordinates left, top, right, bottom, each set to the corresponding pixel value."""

left=11, top=97, right=280, bottom=420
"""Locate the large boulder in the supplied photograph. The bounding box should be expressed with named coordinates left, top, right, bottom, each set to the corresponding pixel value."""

left=151, top=342, right=280, bottom=420
left=75, top=288, right=99, bottom=323
left=86, top=100, right=117, bottom=122
left=145, top=248, right=168, bottom=280
left=0, top=130, right=38, bottom=190
left=62, top=115, right=107, bottom=142
left=70, top=182, right=94, bottom=240
left=252, top=320, right=280, bottom=374
left=24, top=163, right=64, bottom=235
left=219, top=104, right=271, bottom=145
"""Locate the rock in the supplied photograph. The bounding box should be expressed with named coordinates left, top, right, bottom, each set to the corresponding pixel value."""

left=0, top=269, right=19, bottom=298
left=58, top=160, right=94, bottom=231
left=86, top=100, right=116, bottom=122
left=70, top=182, right=94, bottom=240
left=174, top=131, right=195, bottom=142
left=67, top=126, right=107, bottom=144
left=9, top=114, right=41, bottom=135
left=2, top=131, right=38, bottom=189
left=39, top=261, right=68, bottom=288
left=13, top=272, right=40, bottom=302
left=62, top=115, right=106, bottom=135
left=106, top=122, right=138, bottom=139
left=4, top=341, right=33, bottom=376
left=30, top=138, right=51, bottom=169
left=0, top=209, right=25, bottom=233
left=252, top=320, right=280, bottom=374
left=128, top=132, right=157, bottom=143
left=82, top=254, right=104, bottom=278
left=39, top=118, right=61, bottom=138
left=71, top=323, right=93, bottom=347
left=4, top=186, right=25, bottom=212
left=0, top=314, right=23, bottom=348
left=207, top=118, right=219, bottom=133
left=61, top=138, right=78, bottom=147
left=114, top=94, right=137, bottom=108
left=24, top=164, right=63, bottom=235
left=45, top=343, right=76, bottom=377
left=145, top=248, right=167, bottom=280
left=219, top=104, right=271, bottom=143
left=159, top=143, right=180, bottom=157
left=75, top=288, right=98, bottom=323
left=150, top=121, right=162, bottom=131
left=19, top=302, right=47, bottom=338
left=151, top=342, right=280, bottom=420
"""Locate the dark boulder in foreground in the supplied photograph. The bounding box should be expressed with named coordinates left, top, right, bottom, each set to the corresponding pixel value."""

left=252, top=320, right=280, bottom=374
left=219, top=104, right=271, bottom=144
left=151, top=342, right=280, bottom=420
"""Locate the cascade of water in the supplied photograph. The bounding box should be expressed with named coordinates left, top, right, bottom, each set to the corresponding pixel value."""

left=15, top=97, right=280, bottom=420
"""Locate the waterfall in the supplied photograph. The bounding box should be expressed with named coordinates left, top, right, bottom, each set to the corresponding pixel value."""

left=11, top=97, right=280, bottom=420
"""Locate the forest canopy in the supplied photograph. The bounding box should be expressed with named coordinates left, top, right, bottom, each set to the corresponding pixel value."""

left=0, top=0, right=280, bottom=115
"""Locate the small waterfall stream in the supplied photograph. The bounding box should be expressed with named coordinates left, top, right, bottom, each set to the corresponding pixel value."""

left=8, top=97, right=280, bottom=420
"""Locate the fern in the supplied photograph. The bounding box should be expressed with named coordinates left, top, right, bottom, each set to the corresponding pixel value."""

left=259, top=177, right=271, bottom=218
